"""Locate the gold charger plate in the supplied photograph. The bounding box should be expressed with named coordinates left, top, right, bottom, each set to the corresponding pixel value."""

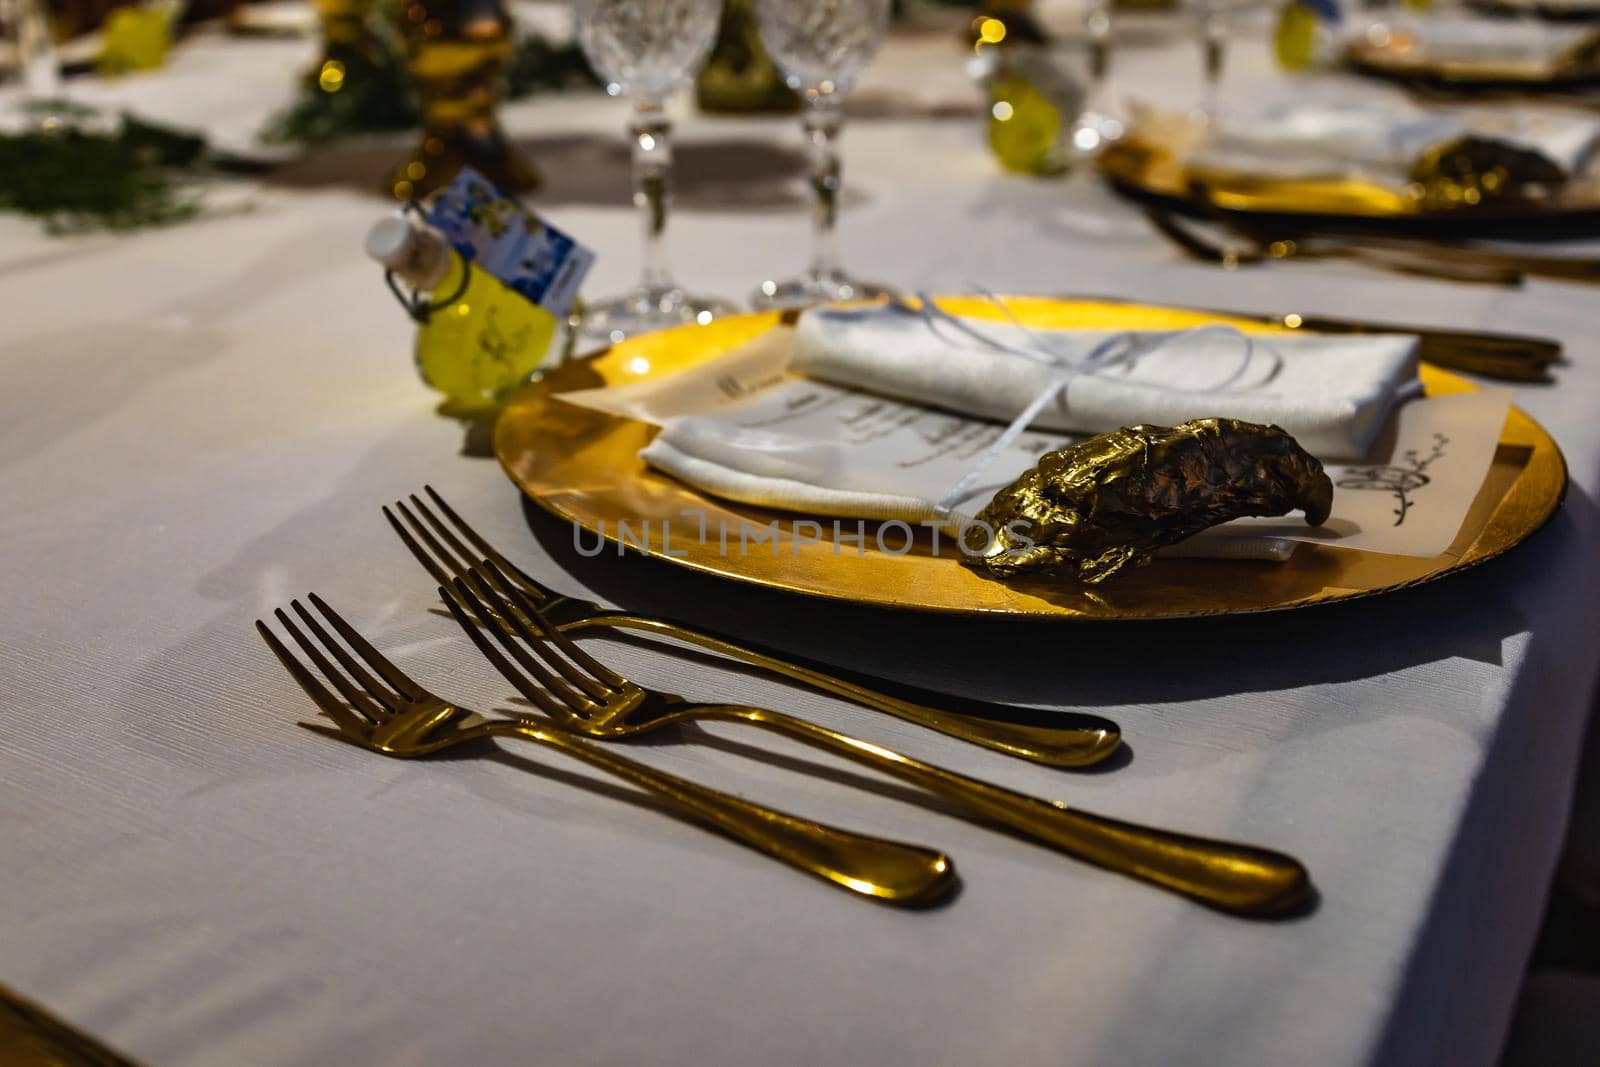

left=495, top=298, right=1567, bottom=620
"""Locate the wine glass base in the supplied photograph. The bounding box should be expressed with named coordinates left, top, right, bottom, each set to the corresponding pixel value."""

left=580, top=286, right=741, bottom=344
left=11, top=96, right=98, bottom=132
left=1068, top=110, right=1126, bottom=157
left=749, top=271, right=892, bottom=311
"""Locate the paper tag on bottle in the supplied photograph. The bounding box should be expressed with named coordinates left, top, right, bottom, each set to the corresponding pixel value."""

left=426, top=167, right=595, bottom=318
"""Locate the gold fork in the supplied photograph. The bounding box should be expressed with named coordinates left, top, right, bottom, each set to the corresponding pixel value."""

left=383, top=487, right=1121, bottom=768
left=256, top=594, right=957, bottom=907
left=444, top=562, right=1314, bottom=917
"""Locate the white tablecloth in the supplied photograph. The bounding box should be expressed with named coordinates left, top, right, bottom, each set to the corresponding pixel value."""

left=2, top=13, right=1598, bottom=1067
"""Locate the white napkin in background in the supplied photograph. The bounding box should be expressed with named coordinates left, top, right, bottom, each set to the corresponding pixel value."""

left=1386, top=13, right=1598, bottom=68
left=789, top=304, right=1420, bottom=461
left=1187, top=101, right=1600, bottom=185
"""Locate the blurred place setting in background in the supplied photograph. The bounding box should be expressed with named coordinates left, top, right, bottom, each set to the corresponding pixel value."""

left=5, top=1, right=1600, bottom=1066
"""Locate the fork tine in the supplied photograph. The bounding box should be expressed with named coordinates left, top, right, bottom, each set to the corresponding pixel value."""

left=305, top=593, right=430, bottom=704
left=421, top=485, right=548, bottom=601
left=438, top=580, right=580, bottom=722
left=391, top=500, right=529, bottom=635
left=448, top=575, right=595, bottom=710
left=274, top=606, right=394, bottom=723
left=406, top=494, right=487, bottom=584
left=290, top=600, right=403, bottom=716
left=257, top=618, right=375, bottom=735
left=468, top=563, right=617, bottom=702
left=478, top=559, right=630, bottom=691
left=384, top=502, right=462, bottom=589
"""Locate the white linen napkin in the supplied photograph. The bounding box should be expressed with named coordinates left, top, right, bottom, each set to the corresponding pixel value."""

left=788, top=303, right=1420, bottom=461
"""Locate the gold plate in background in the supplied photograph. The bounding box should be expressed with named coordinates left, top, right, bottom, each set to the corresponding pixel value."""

left=1098, top=134, right=1600, bottom=222
left=1345, top=30, right=1600, bottom=86
left=494, top=298, right=1567, bottom=621
left=1468, top=0, right=1600, bottom=19
left=1, top=982, right=143, bottom=1066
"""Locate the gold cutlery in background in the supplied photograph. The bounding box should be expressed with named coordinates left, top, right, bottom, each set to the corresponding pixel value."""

left=384, top=487, right=1123, bottom=769
left=444, top=561, right=1314, bottom=918
left=1148, top=203, right=1600, bottom=292
left=1144, top=206, right=1528, bottom=287
left=1399, top=79, right=1600, bottom=111
left=258, top=594, right=958, bottom=907
left=1076, top=292, right=1564, bottom=384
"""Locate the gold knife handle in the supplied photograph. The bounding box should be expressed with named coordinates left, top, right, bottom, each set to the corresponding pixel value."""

left=573, top=613, right=1121, bottom=768
left=1357, top=238, right=1600, bottom=282
left=483, top=719, right=957, bottom=907
left=1286, top=316, right=1561, bottom=363
left=1417, top=352, right=1552, bottom=383
left=1323, top=244, right=1524, bottom=286
left=711, top=708, right=1310, bottom=917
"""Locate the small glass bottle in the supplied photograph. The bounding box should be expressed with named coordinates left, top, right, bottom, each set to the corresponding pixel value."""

left=695, top=0, right=799, bottom=114
left=366, top=212, right=558, bottom=409
left=1274, top=1, right=1317, bottom=71
left=972, top=3, right=1083, bottom=176
left=1272, top=0, right=1342, bottom=73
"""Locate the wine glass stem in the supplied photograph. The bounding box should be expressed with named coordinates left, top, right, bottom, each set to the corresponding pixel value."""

left=1202, top=9, right=1226, bottom=115
left=631, top=101, right=674, bottom=292
left=1086, top=1, right=1112, bottom=98
left=15, top=0, right=61, bottom=102
left=803, top=103, right=844, bottom=280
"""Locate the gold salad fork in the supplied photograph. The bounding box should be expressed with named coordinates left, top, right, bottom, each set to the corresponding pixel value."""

left=256, top=594, right=957, bottom=906
left=444, top=562, right=1314, bottom=917
left=384, top=487, right=1122, bottom=768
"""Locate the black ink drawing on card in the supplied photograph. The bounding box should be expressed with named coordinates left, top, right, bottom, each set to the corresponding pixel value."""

left=1335, top=433, right=1449, bottom=527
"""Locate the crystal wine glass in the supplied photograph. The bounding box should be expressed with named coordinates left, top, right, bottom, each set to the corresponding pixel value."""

left=1200, top=2, right=1222, bottom=118
left=751, top=0, right=891, bottom=309
left=573, top=0, right=735, bottom=342
left=1191, top=0, right=1235, bottom=122
left=2, top=0, right=61, bottom=106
